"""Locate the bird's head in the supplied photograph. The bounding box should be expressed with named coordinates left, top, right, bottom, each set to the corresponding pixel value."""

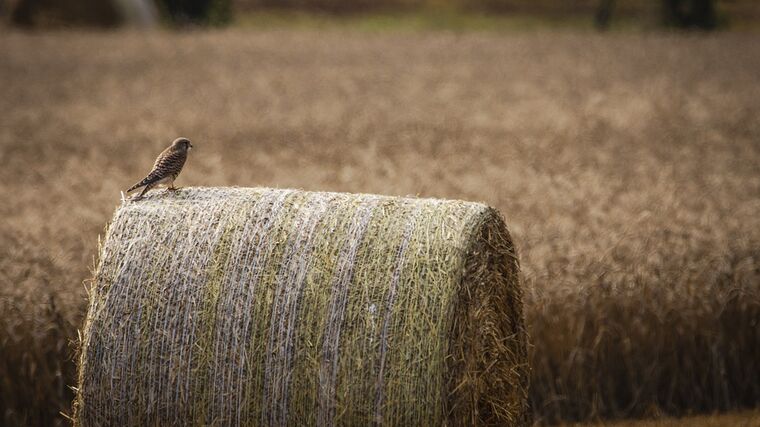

left=172, top=137, right=193, bottom=151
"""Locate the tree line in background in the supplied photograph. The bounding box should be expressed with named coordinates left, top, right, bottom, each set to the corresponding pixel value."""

left=595, top=0, right=717, bottom=30
left=2, top=0, right=231, bottom=27
left=0, top=0, right=732, bottom=29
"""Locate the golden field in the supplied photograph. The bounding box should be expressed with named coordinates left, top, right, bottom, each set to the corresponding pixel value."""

left=575, top=410, right=760, bottom=426
left=0, top=29, right=758, bottom=425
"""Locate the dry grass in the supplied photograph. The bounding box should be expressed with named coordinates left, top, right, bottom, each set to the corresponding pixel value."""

left=577, top=410, right=760, bottom=426
left=0, top=29, right=758, bottom=425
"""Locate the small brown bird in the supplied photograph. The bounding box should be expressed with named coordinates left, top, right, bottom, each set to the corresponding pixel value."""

left=127, top=137, right=193, bottom=199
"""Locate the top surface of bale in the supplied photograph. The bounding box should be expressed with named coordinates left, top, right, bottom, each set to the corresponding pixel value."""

left=75, top=187, right=529, bottom=426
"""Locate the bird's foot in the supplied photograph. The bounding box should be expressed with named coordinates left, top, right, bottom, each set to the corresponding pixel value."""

left=167, top=186, right=180, bottom=192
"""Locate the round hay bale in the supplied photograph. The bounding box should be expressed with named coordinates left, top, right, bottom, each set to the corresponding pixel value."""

left=74, top=187, right=529, bottom=426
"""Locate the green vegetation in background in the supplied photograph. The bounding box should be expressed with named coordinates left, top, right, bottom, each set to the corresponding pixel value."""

left=3, top=0, right=758, bottom=30
left=235, top=9, right=625, bottom=32
left=233, top=1, right=759, bottom=32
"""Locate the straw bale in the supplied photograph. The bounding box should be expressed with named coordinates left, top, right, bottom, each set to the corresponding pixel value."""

left=74, top=187, right=529, bottom=426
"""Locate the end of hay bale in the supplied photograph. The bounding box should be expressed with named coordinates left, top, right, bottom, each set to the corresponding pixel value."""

left=448, top=207, right=530, bottom=425
left=74, top=187, right=530, bottom=426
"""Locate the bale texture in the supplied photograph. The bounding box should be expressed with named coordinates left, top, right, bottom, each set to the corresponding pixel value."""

left=75, top=187, right=529, bottom=426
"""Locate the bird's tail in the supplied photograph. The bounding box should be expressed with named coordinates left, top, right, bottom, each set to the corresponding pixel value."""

left=127, top=176, right=153, bottom=193
left=136, top=183, right=154, bottom=199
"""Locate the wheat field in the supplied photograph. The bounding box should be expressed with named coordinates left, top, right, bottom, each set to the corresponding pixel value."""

left=1, top=29, right=759, bottom=426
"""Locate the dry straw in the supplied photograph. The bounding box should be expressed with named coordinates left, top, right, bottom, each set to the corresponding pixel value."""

left=74, top=187, right=529, bottom=426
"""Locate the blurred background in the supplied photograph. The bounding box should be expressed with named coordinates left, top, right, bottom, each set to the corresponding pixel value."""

left=2, top=0, right=760, bottom=29
left=1, top=1, right=759, bottom=426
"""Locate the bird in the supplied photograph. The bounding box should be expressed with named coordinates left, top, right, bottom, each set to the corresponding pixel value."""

left=127, top=137, right=193, bottom=199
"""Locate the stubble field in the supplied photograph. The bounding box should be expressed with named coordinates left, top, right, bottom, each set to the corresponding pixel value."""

left=1, top=29, right=759, bottom=425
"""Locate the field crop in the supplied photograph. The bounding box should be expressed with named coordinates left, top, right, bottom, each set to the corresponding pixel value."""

left=1, top=29, right=758, bottom=425
left=597, top=410, right=760, bottom=426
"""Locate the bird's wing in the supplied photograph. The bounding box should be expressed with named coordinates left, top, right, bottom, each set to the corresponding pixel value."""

left=127, top=148, right=186, bottom=192
left=152, top=145, right=173, bottom=169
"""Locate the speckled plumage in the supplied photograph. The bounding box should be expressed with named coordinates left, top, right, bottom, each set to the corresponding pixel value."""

left=127, top=137, right=193, bottom=198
